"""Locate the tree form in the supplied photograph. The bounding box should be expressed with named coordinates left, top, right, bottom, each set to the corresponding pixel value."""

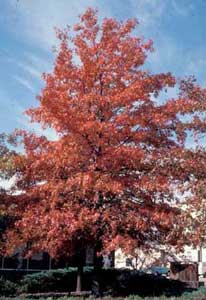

left=0, top=133, right=17, bottom=181
left=3, top=9, right=206, bottom=290
left=0, top=133, right=18, bottom=212
left=0, top=133, right=19, bottom=248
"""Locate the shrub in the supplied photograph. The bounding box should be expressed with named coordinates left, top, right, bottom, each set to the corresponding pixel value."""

left=181, top=286, right=206, bottom=300
left=89, top=268, right=186, bottom=297
left=0, top=267, right=196, bottom=297
left=20, top=268, right=78, bottom=293
left=19, top=267, right=188, bottom=296
left=0, top=277, right=18, bottom=296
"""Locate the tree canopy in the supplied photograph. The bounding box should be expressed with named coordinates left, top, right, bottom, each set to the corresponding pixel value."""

left=3, top=8, right=206, bottom=263
left=0, top=133, right=19, bottom=244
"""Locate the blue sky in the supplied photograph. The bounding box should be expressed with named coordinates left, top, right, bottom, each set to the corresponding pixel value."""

left=0, top=0, right=206, bottom=139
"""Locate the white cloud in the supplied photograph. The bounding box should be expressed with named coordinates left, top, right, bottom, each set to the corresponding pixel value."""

left=171, top=0, right=194, bottom=17
left=14, top=75, right=34, bottom=92
left=129, top=0, right=194, bottom=28
left=17, top=61, right=42, bottom=80
left=23, top=51, right=52, bottom=72
left=184, top=58, right=206, bottom=85
left=17, top=114, right=59, bottom=141
left=127, top=0, right=202, bottom=84
left=129, top=0, right=166, bottom=30
left=3, top=0, right=187, bottom=77
left=7, top=0, right=102, bottom=51
left=10, top=103, right=58, bottom=141
left=6, top=1, right=205, bottom=87
left=147, top=35, right=181, bottom=73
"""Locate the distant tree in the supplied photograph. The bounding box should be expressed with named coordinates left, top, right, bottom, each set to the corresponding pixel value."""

left=0, top=133, right=19, bottom=245
left=0, top=133, right=17, bottom=180
left=3, top=9, right=206, bottom=292
left=0, top=132, right=18, bottom=208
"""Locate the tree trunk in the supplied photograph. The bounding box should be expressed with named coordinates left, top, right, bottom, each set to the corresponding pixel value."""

left=92, top=249, right=102, bottom=296
left=76, top=264, right=83, bottom=293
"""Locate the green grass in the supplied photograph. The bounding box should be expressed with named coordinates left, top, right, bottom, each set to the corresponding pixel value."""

left=1, top=290, right=206, bottom=300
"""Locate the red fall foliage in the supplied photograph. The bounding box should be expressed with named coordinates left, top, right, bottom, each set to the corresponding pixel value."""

left=2, top=8, right=206, bottom=276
